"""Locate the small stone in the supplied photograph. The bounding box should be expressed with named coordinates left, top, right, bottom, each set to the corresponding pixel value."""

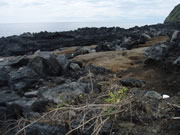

left=144, top=91, right=162, bottom=100
left=70, top=63, right=81, bottom=71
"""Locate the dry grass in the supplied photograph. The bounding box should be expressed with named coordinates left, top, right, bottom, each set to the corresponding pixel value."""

left=2, top=96, right=133, bottom=135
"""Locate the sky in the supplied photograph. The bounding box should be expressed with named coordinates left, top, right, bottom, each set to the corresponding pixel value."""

left=0, top=0, right=179, bottom=25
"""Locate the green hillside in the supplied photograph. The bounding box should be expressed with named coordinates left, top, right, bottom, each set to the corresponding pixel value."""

left=164, top=4, right=180, bottom=23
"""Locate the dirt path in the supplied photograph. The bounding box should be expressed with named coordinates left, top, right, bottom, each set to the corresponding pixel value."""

left=73, top=36, right=180, bottom=95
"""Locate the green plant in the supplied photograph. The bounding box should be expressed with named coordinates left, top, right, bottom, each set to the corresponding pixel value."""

left=105, top=87, right=128, bottom=104
left=56, top=95, right=65, bottom=108
left=56, top=103, right=63, bottom=108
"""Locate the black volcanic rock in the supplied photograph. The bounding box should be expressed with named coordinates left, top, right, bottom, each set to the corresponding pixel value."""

left=28, top=53, right=63, bottom=77
left=145, top=30, right=180, bottom=68
left=9, top=66, right=40, bottom=93
left=0, top=24, right=176, bottom=57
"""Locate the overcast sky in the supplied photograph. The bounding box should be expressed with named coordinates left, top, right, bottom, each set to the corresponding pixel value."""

left=0, top=0, right=179, bottom=24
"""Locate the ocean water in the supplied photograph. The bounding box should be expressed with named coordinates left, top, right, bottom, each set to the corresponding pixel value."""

left=0, top=22, right=140, bottom=38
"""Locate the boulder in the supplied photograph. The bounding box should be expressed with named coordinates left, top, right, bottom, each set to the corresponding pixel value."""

left=56, top=54, right=69, bottom=73
left=0, top=90, right=20, bottom=105
left=69, top=63, right=81, bottom=71
left=9, top=67, right=40, bottom=92
left=38, top=82, right=89, bottom=104
left=139, top=33, right=151, bottom=44
left=144, top=43, right=170, bottom=61
left=28, top=53, right=63, bottom=77
left=6, top=56, right=29, bottom=67
left=120, top=37, right=139, bottom=49
left=144, top=91, right=162, bottom=100
left=74, top=47, right=91, bottom=56
left=31, top=99, right=49, bottom=113
left=95, top=42, right=116, bottom=52
left=170, top=30, right=180, bottom=42
left=120, top=78, right=146, bottom=88
left=7, top=97, right=37, bottom=113
left=0, top=90, right=38, bottom=119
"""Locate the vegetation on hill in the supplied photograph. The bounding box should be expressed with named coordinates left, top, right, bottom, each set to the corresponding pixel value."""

left=165, top=4, right=180, bottom=23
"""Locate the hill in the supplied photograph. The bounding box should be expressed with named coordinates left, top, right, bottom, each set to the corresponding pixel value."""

left=165, top=4, right=180, bottom=23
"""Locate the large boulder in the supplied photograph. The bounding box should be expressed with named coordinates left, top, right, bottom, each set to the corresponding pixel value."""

left=0, top=90, right=37, bottom=120
left=28, top=53, right=63, bottom=77
left=170, top=30, right=180, bottom=43
left=9, top=66, right=40, bottom=92
left=38, top=82, right=90, bottom=104
left=144, top=43, right=170, bottom=61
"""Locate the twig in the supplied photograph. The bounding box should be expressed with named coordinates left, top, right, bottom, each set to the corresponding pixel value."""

left=89, top=70, right=94, bottom=94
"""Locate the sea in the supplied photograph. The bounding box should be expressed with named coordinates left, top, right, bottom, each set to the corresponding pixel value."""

left=0, top=22, right=143, bottom=38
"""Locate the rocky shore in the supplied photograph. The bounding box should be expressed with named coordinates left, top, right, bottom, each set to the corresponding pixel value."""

left=0, top=23, right=180, bottom=135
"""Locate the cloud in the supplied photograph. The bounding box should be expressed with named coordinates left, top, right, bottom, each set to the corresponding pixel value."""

left=0, top=1, right=8, bottom=7
left=0, top=0, right=179, bottom=25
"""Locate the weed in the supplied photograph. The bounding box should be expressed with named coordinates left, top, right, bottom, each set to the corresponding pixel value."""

left=105, top=87, right=128, bottom=104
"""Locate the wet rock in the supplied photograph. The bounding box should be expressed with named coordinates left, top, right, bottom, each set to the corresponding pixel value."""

left=70, top=63, right=81, bottom=71
left=9, top=66, right=40, bottom=92
left=38, top=82, right=89, bottom=104
left=28, top=53, right=63, bottom=77
left=144, top=91, right=162, bottom=100
left=0, top=67, right=9, bottom=86
left=56, top=54, right=69, bottom=73
left=120, top=78, right=146, bottom=88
